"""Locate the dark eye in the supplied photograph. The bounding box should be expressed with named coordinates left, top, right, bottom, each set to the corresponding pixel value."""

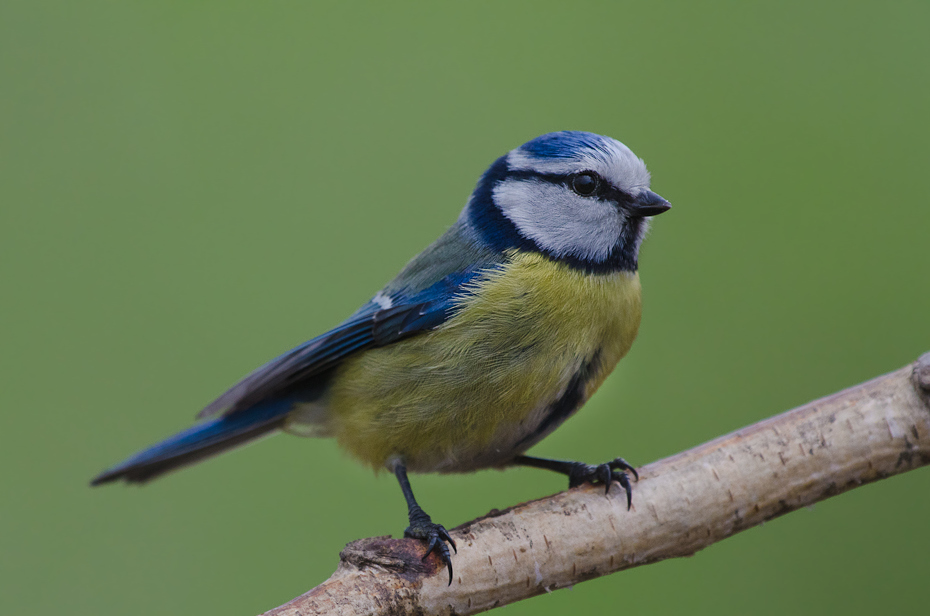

left=571, top=172, right=599, bottom=196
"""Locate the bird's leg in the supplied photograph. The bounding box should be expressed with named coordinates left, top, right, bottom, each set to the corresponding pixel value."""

left=511, top=455, right=639, bottom=510
left=393, top=460, right=456, bottom=584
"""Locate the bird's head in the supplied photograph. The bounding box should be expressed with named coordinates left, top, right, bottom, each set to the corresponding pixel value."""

left=464, top=131, right=670, bottom=273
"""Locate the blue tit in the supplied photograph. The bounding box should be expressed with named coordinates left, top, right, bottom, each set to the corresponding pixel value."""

left=92, top=130, right=670, bottom=583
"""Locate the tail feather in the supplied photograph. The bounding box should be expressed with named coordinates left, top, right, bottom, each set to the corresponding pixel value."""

left=90, top=401, right=292, bottom=485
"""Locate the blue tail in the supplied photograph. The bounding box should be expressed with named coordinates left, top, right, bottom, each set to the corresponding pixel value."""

left=90, top=400, right=292, bottom=485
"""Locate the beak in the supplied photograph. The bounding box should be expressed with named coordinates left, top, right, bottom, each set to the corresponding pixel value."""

left=627, top=190, right=671, bottom=217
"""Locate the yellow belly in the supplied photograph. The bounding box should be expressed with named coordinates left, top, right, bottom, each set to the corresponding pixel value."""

left=319, top=251, right=642, bottom=473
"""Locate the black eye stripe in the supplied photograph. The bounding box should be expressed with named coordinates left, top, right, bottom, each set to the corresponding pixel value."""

left=502, top=169, right=632, bottom=203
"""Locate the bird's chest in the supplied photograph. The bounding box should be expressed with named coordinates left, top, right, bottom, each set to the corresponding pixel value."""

left=328, top=253, right=643, bottom=471
left=435, top=254, right=642, bottom=465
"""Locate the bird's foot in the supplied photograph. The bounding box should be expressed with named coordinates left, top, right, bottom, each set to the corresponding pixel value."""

left=512, top=454, right=640, bottom=509
left=566, top=458, right=639, bottom=509
left=404, top=506, right=457, bottom=585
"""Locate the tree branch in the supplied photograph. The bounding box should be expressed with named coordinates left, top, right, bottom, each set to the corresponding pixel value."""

left=262, top=352, right=930, bottom=616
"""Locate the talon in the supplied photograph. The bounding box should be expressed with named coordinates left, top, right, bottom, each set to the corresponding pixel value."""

left=565, top=458, right=637, bottom=507
left=423, top=534, right=440, bottom=559
left=610, top=457, right=639, bottom=482
left=616, top=472, right=633, bottom=510
left=438, top=527, right=458, bottom=554
left=600, top=464, right=612, bottom=495
left=406, top=520, right=456, bottom=585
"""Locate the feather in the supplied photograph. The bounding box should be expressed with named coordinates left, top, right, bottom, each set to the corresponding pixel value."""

left=90, top=399, right=293, bottom=484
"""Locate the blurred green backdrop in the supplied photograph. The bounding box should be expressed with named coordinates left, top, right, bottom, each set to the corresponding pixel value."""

left=2, top=1, right=928, bottom=614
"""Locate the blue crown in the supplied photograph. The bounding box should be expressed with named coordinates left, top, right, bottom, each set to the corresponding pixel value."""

left=519, top=131, right=615, bottom=160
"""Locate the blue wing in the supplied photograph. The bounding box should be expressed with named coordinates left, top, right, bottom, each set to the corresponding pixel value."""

left=197, top=269, right=484, bottom=419
left=91, top=269, right=486, bottom=485
left=91, top=216, right=505, bottom=485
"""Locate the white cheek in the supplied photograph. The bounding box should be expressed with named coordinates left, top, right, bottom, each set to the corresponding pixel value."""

left=493, top=179, right=622, bottom=261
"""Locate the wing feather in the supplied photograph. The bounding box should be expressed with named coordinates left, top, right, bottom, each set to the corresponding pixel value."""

left=198, top=269, right=486, bottom=419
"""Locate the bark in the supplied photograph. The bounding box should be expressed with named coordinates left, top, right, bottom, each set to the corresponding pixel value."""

left=262, top=352, right=930, bottom=616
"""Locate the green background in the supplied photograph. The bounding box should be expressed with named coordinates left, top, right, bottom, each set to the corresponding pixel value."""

left=2, top=2, right=928, bottom=614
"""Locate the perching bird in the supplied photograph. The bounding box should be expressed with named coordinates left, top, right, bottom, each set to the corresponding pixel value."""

left=91, top=131, right=670, bottom=583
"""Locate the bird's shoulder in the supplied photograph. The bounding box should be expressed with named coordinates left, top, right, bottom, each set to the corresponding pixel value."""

left=379, top=216, right=504, bottom=297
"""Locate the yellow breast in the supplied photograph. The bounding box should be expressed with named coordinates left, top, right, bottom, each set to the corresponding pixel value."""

left=319, top=251, right=643, bottom=473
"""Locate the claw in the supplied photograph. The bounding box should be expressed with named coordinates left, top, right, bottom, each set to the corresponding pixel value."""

left=565, top=459, right=638, bottom=508
left=616, top=471, right=633, bottom=510
left=423, top=534, right=440, bottom=559
left=439, top=526, right=457, bottom=554
left=610, top=457, right=639, bottom=482
left=405, top=518, right=456, bottom=585
left=421, top=532, right=454, bottom=584
left=600, top=464, right=612, bottom=495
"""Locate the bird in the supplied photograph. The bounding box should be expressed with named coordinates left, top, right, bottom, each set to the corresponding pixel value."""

left=91, top=130, right=670, bottom=584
